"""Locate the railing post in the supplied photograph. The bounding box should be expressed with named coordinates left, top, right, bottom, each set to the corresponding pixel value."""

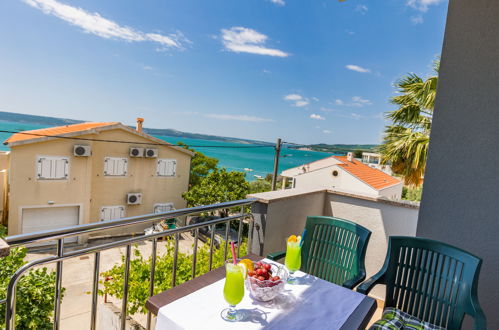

left=53, top=239, right=64, bottom=330
left=208, top=225, right=215, bottom=271
left=121, top=244, right=132, bottom=330
left=90, top=252, right=100, bottom=330
left=237, top=206, right=244, bottom=257
left=172, top=233, right=179, bottom=287
left=146, top=238, right=157, bottom=330
left=223, top=221, right=230, bottom=261
left=191, top=229, right=199, bottom=279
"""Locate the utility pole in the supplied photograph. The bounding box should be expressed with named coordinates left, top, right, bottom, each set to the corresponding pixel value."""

left=271, top=138, right=282, bottom=191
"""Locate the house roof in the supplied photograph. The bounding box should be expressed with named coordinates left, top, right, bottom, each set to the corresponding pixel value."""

left=3, top=122, right=194, bottom=156
left=4, top=122, right=118, bottom=144
left=334, top=156, right=400, bottom=190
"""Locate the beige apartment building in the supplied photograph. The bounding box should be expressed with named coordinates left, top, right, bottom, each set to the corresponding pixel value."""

left=0, top=120, right=193, bottom=241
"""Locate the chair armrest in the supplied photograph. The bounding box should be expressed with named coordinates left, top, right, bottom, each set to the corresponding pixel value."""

left=357, top=271, right=386, bottom=295
left=266, top=251, right=286, bottom=261
left=342, top=271, right=366, bottom=290
left=471, top=294, right=487, bottom=330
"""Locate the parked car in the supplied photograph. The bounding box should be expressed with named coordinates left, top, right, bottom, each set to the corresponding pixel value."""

left=188, top=216, right=238, bottom=249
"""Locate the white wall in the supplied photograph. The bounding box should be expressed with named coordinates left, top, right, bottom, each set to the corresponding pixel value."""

left=293, top=165, right=380, bottom=197
left=378, top=183, right=403, bottom=200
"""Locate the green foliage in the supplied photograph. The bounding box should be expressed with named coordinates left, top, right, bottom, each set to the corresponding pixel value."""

left=177, top=142, right=218, bottom=187
left=379, top=60, right=438, bottom=186
left=353, top=149, right=363, bottom=158
left=402, top=185, right=423, bottom=201
left=249, top=179, right=272, bottom=194
left=0, top=246, right=62, bottom=329
left=182, top=168, right=250, bottom=208
left=100, top=240, right=247, bottom=315
left=0, top=225, right=6, bottom=238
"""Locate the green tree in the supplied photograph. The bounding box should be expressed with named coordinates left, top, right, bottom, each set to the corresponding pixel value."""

left=249, top=179, right=272, bottom=194
left=0, top=226, right=63, bottom=329
left=182, top=168, right=250, bottom=214
left=379, top=61, right=438, bottom=186
left=177, top=142, right=218, bottom=187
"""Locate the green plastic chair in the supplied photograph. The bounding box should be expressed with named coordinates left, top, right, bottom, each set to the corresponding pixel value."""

left=358, top=236, right=486, bottom=330
left=267, top=216, right=371, bottom=289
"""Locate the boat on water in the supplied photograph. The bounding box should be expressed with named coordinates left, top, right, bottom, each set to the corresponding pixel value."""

left=244, top=168, right=253, bottom=172
left=254, top=174, right=263, bottom=179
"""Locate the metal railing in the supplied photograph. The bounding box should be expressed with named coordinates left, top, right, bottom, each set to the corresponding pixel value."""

left=1, top=198, right=257, bottom=330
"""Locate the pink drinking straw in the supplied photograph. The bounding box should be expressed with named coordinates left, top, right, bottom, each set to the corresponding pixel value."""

left=230, top=241, right=237, bottom=265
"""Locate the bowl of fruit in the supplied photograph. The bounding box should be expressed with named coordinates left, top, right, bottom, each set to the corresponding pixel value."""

left=244, top=261, right=288, bottom=302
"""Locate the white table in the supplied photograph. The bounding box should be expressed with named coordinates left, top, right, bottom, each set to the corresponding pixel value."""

left=155, top=260, right=373, bottom=330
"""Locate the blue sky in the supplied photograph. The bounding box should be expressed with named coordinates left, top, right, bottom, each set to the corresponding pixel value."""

left=0, top=0, right=448, bottom=144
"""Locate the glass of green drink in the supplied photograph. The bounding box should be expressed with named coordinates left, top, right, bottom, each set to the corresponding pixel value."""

left=285, top=239, right=302, bottom=284
left=221, top=259, right=245, bottom=322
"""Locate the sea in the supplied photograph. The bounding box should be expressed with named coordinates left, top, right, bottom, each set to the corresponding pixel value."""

left=0, top=120, right=335, bottom=181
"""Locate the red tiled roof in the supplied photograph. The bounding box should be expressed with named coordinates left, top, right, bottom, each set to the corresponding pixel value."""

left=334, top=156, right=401, bottom=190
left=4, top=122, right=119, bottom=145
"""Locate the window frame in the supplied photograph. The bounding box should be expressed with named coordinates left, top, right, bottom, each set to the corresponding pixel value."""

left=103, top=157, right=128, bottom=177
left=156, top=158, right=177, bottom=177
left=154, top=203, right=174, bottom=214
left=100, top=205, right=125, bottom=221
left=36, top=155, right=70, bottom=180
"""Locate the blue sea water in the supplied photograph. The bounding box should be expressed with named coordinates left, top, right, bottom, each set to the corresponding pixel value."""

left=0, top=121, right=334, bottom=181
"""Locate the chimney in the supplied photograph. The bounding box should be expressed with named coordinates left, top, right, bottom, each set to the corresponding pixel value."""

left=347, top=152, right=354, bottom=162
left=136, top=118, right=144, bottom=133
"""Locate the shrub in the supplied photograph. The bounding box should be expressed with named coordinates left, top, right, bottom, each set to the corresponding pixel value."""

left=100, top=239, right=247, bottom=315
left=0, top=239, right=62, bottom=329
left=402, top=185, right=423, bottom=201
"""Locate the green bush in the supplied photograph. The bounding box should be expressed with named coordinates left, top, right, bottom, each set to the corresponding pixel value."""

left=402, top=185, right=423, bottom=201
left=100, top=239, right=247, bottom=315
left=0, top=241, right=62, bottom=329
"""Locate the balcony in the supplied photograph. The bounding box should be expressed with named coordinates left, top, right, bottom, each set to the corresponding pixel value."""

left=0, top=189, right=421, bottom=329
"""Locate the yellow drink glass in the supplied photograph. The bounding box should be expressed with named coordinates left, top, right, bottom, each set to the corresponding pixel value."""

left=285, top=240, right=302, bottom=283
left=221, top=260, right=245, bottom=322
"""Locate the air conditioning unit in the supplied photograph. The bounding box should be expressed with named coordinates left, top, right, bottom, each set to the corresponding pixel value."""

left=74, top=145, right=91, bottom=157
left=145, top=148, right=158, bottom=158
left=130, top=147, right=144, bottom=157
left=127, top=193, right=142, bottom=205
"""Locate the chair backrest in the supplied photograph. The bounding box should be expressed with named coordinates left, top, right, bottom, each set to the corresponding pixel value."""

left=301, top=216, right=371, bottom=288
left=382, top=236, right=483, bottom=329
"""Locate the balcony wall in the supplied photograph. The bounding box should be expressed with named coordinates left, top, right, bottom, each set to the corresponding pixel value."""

left=248, top=188, right=419, bottom=299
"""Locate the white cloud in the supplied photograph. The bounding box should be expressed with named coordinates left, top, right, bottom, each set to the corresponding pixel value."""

left=284, top=94, right=302, bottom=101
left=345, top=64, right=371, bottom=73
left=205, top=114, right=274, bottom=122
left=355, top=5, right=368, bottom=14
left=410, top=15, right=424, bottom=24
left=311, top=97, right=320, bottom=102
left=269, top=0, right=285, bottom=6
left=142, top=65, right=153, bottom=71
left=334, top=96, right=372, bottom=107
left=221, top=27, right=289, bottom=57
left=323, top=130, right=332, bottom=134
left=284, top=94, right=309, bottom=107
left=23, top=0, right=187, bottom=50
left=310, top=114, right=325, bottom=120
left=352, top=96, right=372, bottom=106
left=407, top=0, right=446, bottom=12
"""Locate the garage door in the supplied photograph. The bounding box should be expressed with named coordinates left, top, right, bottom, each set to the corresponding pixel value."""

left=22, top=206, right=79, bottom=243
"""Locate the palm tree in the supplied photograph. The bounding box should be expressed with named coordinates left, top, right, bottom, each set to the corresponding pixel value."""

left=379, top=61, right=439, bottom=186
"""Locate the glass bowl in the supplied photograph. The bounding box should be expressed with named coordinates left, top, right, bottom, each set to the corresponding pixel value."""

left=245, top=262, right=288, bottom=302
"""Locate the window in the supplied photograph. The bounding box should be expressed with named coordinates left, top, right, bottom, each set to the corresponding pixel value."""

left=104, top=157, right=128, bottom=176
left=37, top=156, right=69, bottom=180
left=156, top=159, right=176, bottom=177
left=154, top=203, right=174, bottom=213
left=100, top=206, right=125, bottom=221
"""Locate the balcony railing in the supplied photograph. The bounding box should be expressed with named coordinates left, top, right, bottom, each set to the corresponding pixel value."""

left=1, top=198, right=257, bottom=330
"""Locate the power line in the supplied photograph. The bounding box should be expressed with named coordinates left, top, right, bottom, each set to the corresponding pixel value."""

left=0, top=129, right=274, bottom=149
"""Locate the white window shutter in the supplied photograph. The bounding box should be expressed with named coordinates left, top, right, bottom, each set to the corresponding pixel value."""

left=104, top=157, right=128, bottom=176
left=101, top=206, right=125, bottom=221
left=154, top=203, right=174, bottom=213
left=157, top=159, right=176, bottom=177
left=37, top=156, right=69, bottom=180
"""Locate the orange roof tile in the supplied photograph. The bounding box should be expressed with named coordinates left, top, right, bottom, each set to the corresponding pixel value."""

left=334, top=156, right=401, bottom=190
left=4, top=122, right=119, bottom=145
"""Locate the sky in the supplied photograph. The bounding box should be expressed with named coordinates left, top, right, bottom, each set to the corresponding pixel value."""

left=0, top=0, right=448, bottom=144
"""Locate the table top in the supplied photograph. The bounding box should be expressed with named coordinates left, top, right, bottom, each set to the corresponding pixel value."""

left=146, top=254, right=376, bottom=329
